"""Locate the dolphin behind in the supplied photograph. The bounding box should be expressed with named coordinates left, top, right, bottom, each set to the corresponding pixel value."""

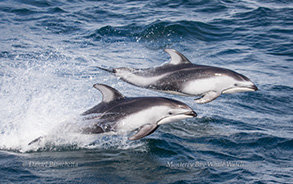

left=98, top=49, right=258, bottom=103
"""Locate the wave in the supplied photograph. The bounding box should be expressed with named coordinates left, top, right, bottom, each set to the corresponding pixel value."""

left=84, top=20, right=231, bottom=45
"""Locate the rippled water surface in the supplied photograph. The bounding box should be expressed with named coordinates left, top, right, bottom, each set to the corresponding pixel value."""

left=0, top=0, right=292, bottom=183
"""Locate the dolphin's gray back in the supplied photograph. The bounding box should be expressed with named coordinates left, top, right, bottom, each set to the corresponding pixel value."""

left=139, top=63, right=241, bottom=79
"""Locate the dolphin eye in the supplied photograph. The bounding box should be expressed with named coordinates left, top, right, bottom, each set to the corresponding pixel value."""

left=168, top=112, right=173, bottom=115
left=234, top=84, right=238, bottom=86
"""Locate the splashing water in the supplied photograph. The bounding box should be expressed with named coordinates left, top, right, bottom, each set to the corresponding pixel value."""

left=0, top=52, right=143, bottom=152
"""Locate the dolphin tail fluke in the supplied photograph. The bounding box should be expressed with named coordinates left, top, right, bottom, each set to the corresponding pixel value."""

left=28, top=136, right=44, bottom=145
left=97, top=66, right=115, bottom=73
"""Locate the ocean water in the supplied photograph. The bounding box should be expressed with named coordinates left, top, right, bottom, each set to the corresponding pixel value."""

left=0, top=0, right=292, bottom=183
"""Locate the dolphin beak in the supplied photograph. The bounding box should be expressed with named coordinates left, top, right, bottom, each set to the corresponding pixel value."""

left=185, top=110, right=197, bottom=117
left=251, top=85, right=258, bottom=91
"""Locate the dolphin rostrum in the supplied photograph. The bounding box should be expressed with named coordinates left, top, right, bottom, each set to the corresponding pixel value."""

left=81, top=84, right=196, bottom=140
left=98, top=49, right=258, bottom=103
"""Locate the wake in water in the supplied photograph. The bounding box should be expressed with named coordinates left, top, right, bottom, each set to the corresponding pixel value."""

left=24, top=116, right=140, bottom=152
left=1, top=111, right=142, bottom=153
left=0, top=53, right=143, bottom=153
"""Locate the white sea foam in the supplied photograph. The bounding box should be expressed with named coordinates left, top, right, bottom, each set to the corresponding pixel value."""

left=0, top=54, right=143, bottom=153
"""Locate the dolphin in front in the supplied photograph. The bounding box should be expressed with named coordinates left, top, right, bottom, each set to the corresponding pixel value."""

left=81, top=84, right=196, bottom=140
left=98, top=49, right=258, bottom=103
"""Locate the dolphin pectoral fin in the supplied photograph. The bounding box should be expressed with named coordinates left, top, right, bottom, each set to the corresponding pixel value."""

left=128, top=124, right=159, bottom=140
left=194, top=91, right=220, bottom=104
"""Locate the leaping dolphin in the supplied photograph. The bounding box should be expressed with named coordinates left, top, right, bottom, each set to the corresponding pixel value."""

left=28, top=84, right=196, bottom=145
left=98, top=49, right=258, bottom=104
left=81, top=84, right=196, bottom=140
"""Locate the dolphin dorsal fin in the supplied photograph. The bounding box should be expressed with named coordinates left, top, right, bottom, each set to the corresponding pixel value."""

left=93, top=84, right=124, bottom=103
left=164, top=49, right=192, bottom=65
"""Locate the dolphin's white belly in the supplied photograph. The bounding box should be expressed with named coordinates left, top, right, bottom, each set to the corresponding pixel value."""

left=182, top=78, right=217, bottom=95
left=182, top=76, right=234, bottom=95
left=115, top=107, right=159, bottom=133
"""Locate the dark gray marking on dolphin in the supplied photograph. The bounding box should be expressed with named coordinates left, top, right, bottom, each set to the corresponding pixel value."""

left=98, top=49, right=258, bottom=103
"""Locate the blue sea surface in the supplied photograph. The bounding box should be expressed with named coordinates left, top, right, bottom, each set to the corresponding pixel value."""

left=0, top=0, right=292, bottom=183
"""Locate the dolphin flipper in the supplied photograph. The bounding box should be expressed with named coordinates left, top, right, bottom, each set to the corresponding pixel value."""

left=194, top=91, right=220, bottom=104
left=128, top=124, right=159, bottom=140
